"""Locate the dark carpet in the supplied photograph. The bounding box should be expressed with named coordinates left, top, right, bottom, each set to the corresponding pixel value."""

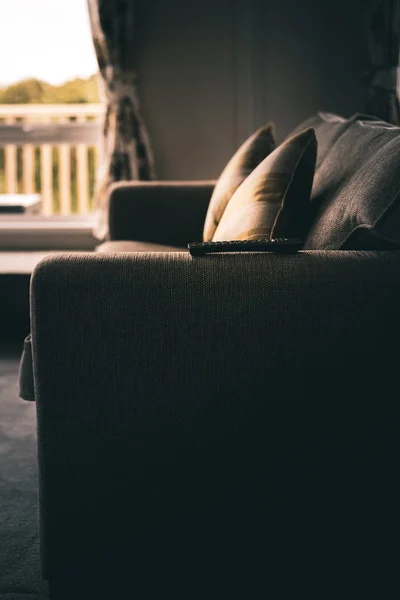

left=0, top=347, right=49, bottom=600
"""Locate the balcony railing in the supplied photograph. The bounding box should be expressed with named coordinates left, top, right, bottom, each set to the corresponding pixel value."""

left=0, top=104, right=105, bottom=216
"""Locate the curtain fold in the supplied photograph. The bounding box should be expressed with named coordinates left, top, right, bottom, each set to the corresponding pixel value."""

left=365, top=0, right=400, bottom=124
left=87, top=0, right=156, bottom=240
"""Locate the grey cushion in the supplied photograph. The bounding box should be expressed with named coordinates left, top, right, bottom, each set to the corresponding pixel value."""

left=291, top=113, right=400, bottom=250
left=286, top=112, right=378, bottom=171
left=97, top=241, right=186, bottom=253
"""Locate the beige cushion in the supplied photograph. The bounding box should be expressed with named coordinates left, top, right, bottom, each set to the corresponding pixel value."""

left=97, top=241, right=186, bottom=253
left=212, top=129, right=317, bottom=242
left=203, top=124, right=276, bottom=241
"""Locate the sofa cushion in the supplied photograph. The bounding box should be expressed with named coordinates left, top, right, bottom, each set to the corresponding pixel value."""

left=286, top=112, right=378, bottom=171
left=302, top=115, right=400, bottom=249
left=203, top=124, right=276, bottom=241
left=97, top=241, right=186, bottom=253
left=211, top=128, right=317, bottom=242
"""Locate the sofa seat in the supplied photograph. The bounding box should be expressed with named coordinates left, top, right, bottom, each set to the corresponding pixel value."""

left=97, top=240, right=187, bottom=253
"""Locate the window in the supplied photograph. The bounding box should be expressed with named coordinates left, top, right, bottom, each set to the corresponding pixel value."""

left=0, top=0, right=101, bottom=248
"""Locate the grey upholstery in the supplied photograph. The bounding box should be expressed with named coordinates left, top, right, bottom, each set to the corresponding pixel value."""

left=18, top=334, right=34, bottom=401
left=285, top=112, right=378, bottom=169
left=30, top=250, right=400, bottom=597
left=288, top=112, right=400, bottom=249
left=305, top=118, right=400, bottom=249
left=108, top=180, right=215, bottom=245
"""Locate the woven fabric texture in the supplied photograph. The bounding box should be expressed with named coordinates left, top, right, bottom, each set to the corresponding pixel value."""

left=285, top=112, right=378, bottom=170
left=303, top=115, right=400, bottom=249
left=30, top=250, right=400, bottom=595
left=212, top=128, right=317, bottom=242
left=203, top=124, right=276, bottom=241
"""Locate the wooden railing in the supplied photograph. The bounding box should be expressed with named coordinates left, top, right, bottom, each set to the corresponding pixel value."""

left=0, top=104, right=105, bottom=215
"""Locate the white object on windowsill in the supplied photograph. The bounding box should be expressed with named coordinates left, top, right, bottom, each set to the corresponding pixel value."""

left=0, top=194, right=41, bottom=214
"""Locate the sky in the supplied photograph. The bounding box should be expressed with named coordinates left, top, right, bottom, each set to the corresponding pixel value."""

left=0, top=0, right=98, bottom=86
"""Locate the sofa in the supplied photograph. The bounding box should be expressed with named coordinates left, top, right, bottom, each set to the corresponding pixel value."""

left=22, top=112, right=400, bottom=598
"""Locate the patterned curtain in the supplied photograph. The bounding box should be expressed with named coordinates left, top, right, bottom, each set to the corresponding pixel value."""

left=87, top=0, right=156, bottom=239
left=365, top=0, right=400, bottom=125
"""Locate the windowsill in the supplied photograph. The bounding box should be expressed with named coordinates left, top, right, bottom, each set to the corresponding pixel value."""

left=0, top=214, right=98, bottom=250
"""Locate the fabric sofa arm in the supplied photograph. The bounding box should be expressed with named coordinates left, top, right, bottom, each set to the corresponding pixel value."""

left=107, top=180, right=216, bottom=245
left=18, top=334, right=35, bottom=401
left=30, top=250, right=400, bottom=594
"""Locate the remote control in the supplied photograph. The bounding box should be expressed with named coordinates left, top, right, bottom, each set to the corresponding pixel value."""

left=188, top=238, right=304, bottom=256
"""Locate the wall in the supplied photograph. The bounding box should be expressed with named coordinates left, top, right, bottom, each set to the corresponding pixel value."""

left=137, top=0, right=238, bottom=180
left=137, top=0, right=370, bottom=179
left=257, top=0, right=370, bottom=141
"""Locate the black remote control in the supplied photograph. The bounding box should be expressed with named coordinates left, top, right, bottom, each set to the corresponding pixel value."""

left=188, top=238, right=303, bottom=256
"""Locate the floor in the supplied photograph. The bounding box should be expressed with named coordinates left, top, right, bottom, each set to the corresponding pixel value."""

left=0, top=254, right=48, bottom=598
left=0, top=345, right=49, bottom=600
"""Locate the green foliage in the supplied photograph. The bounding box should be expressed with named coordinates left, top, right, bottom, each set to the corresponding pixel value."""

left=0, top=75, right=100, bottom=104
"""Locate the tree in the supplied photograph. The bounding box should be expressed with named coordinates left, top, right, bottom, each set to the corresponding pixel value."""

left=0, top=78, right=48, bottom=104
left=0, top=75, right=100, bottom=104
